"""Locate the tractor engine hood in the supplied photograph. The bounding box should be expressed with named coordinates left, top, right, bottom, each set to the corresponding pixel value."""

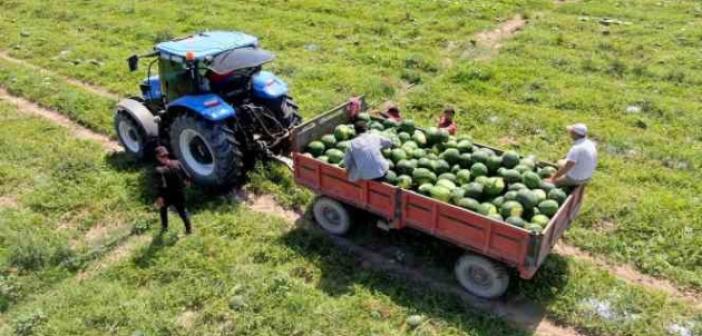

left=208, top=47, right=275, bottom=74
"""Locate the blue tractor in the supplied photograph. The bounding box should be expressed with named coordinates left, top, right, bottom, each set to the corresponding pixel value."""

left=114, top=31, right=301, bottom=189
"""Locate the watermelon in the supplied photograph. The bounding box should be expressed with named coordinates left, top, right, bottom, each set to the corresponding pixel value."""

left=426, top=127, right=441, bottom=144
left=321, top=134, right=337, bottom=148
left=436, top=179, right=457, bottom=190
left=538, top=166, right=557, bottom=178
left=399, top=119, right=415, bottom=133
left=524, top=223, right=543, bottom=233
left=514, top=164, right=531, bottom=174
left=417, top=158, right=433, bottom=170
left=450, top=188, right=466, bottom=204
left=336, top=141, right=351, bottom=152
left=334, top=125, right=354, bottom=141
left=356, top=112, right=371, bottom=122
left=383, top=118, right=399, bottom=129
left=397, top=175, right=413, bottom=189
left=470, top=162, right=488, bottom=177
left=516, top=189, right=538, bottom=209
left=307, top=141, right=325, bottom=156
left=488, top=213, right=504, bottom=221
left=430, top=186, right=452, bottom=202
left=458, top=153, right=473, bottom=168
left=384, top=170, right=398, bottom=184
left=506, top=216, right=526, bottom=228
left=502, top=169, right=522, bottom=184
left=539, top=180, right=556, bottom=193
left=437, top=128, right=450, bottom=144
left=508, top=183, right=527, bottom=191
left=317, top=155, right=329, bottom=163
left=456, top=169, right=472, bottom=184
left=503, top=190, right=519, bottom=201
left=441, top=148, right=461, bottom=165
left=412, top=130, right=427, bottom=146
left=391, top=148, right=408, bottom=163
left=491, top=196, right=505, bottom=207
left=548, top=188, right=567, bottom=205
left=483, top=177, right=505, bottom=197
left=451, top=164, right=462, bottom=173
left=382, top=148, right=392, bottom=158
left=326, top=149, right=345, bottom=164
left=471, top=150, right=489, bottom=164
left=426, top=153, right=439, bottom=160
left=532, top=189, right=547, bottom=203
left=413, top=168, right=437, bottom=185
left=538, top=200, right=560, bottom=217
left=410, top=148, right=426, bottom=159
left=386, top=159, right=394, bottom=170
left=500, top=201, right=524, bottom=218
left=478, top=203, right=498, bottom=216
left=464, top=182, right=483, bottom=199
left=486, top=155, right=503, bottom=174
left=531, top=215, right=550, bottom=226
left=442, top=140, right=458, bottom=152
left=474, top=175, right=490, bottom=185
left=502, top=151, right=520, bottom=168
left=522, top=171, right=542, bottom=189
left=418, top=183, right=434, bottom=195
left=398, top=132, right=411, bottom=143
left=457, top=197, right=480, bottom=211
left=457, top=139, right=473, bottom=153
left=396, top=160, right=416, bottom=175
left=370, top=121, right=385, bottom=131
left=438, top=173, right=457, bottom=183
left=432, top=160, right=451, bottom=175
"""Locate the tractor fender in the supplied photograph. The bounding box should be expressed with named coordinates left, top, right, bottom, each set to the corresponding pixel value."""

left=252, top=71, right=289, bottom=99
left=167, top=94, right=236, bottom=121
left=115, top=98, right=159, bottom=138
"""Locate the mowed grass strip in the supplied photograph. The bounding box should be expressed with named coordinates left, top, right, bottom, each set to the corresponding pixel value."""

left=0, top=102, right=525, bottom=336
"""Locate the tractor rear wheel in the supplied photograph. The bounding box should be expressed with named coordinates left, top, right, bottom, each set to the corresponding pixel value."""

left=169, top=114, right=245, bottom=190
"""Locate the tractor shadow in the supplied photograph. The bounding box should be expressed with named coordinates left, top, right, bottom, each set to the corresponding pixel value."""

left=280, top=207, right=571, bottom=335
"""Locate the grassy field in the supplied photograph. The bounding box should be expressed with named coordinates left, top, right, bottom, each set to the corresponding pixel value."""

left=1, top=0, right=702, bottom=335
left=1, top=0, right=700, bottom=290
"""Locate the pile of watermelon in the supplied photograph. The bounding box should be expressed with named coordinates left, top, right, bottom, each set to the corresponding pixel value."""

left=305, top=114, right=570, bottom=233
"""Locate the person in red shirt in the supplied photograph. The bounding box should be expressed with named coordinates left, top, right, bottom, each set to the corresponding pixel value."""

left=380, top=104, right=402, bottom=122
left=437, top=107, right=457, bottom=135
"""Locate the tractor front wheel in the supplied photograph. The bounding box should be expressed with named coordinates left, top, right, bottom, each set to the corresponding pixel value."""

left=169, top=114, right=245, bottom=190
left=115, top=111, right=150, bottom=160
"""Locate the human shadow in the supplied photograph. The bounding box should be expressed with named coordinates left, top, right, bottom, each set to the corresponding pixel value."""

left=280, top=208, right=571, bottom=335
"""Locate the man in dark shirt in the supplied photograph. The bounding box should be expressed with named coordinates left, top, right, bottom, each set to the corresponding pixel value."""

left=154, top=146, right=192, bottom=234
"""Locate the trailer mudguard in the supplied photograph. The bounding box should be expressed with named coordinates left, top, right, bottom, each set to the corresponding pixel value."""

left=167, top=94, right=236, bottom=121
left=252, top=71, right=289, bottom=99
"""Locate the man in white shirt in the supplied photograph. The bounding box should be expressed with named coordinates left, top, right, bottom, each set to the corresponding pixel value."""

left=344, top=121, right=393, bottom=182
left=549, top=123, right=597, bottom=187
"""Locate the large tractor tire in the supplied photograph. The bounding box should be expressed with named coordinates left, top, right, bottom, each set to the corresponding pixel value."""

left=114, top=98, right=158, bottom=161
left=168, top=113, right=245, bottom=189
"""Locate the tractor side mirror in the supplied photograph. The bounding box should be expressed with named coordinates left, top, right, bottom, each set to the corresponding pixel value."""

left=127, top=55, right=139, bottom=72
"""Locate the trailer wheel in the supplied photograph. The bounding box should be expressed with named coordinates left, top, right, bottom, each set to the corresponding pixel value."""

left=313, top=197, right=351, bottom=235
left=454, top=254, right=510, bottom=299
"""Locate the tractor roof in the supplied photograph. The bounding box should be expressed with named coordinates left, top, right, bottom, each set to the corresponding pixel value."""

left=155, top=31, right=258, bottom=60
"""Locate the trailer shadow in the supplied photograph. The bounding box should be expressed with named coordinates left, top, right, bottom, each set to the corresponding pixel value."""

left=280, top=210, right=571, bottom=335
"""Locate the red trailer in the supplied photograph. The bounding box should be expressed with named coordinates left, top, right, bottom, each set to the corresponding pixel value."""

left=292, top=100, right=585, bottom=298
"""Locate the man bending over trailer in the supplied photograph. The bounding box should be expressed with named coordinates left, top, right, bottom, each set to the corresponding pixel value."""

left=548, top=123, right=597, bottom=187
left=343, top=121, right=393, bottom=182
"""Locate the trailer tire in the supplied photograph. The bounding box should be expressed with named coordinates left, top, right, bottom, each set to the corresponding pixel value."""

left=313, top=197, right=351, bottom=235
left=454, top=254, right=509, bottom=299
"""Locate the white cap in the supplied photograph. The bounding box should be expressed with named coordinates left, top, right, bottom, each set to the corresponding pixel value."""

left=567, top=123, right=587, bottom=136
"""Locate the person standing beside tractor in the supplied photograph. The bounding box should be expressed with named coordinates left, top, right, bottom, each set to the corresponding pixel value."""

left=437, top=106, right=457, bottom=135
left=548, top=123, right=597, bottom=187
left=343, top=121, right=394, bottom=182
left=154, top=146, right=193, bottom=234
